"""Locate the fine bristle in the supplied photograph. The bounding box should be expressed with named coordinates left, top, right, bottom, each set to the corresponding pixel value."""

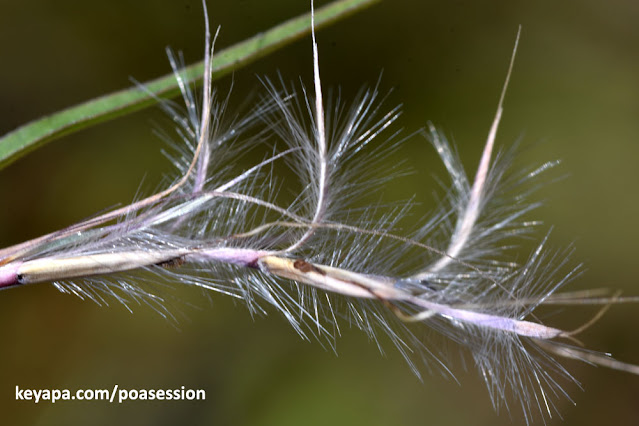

left=0, top=2, right=637, bottom=424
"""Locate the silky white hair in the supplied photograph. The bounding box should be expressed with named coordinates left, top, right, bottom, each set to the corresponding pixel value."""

left=0, top=1, right=637, bottom=424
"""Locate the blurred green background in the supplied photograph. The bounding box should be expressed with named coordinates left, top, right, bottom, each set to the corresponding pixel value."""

left=1, top=0, right=638, bottom=424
